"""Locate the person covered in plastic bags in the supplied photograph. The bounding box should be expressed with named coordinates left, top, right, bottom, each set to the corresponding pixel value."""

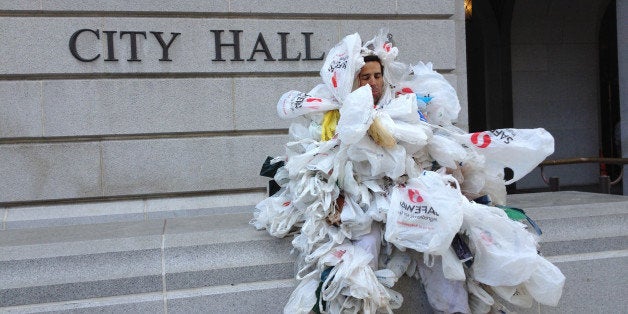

left=252, top=29, right=565, bottom=314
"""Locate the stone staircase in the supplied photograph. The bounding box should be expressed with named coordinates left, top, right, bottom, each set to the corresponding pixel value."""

left=1, top=191, right=626, bottom=313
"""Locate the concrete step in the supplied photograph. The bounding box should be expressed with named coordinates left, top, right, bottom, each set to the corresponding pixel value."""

left=0, top=191, right=626, bottom=313
left=0, top=213, right=295, bottom=309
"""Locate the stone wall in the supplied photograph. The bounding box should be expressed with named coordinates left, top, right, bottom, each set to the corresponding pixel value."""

left=0, top=1, right=468, bottom=204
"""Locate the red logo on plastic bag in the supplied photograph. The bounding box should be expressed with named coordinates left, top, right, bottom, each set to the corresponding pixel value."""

left=305, top=97, right=322, bottom=109
left=331, top=72, right=338, bottom=88
left=282, top=201, right=291, bottom=207
left=471, top=132, right=491, bottom=148
left=407, top=189, right=424, bottom=203
left=332, top=249, right=346, bottom=259
left=396, top=87, right=414, bottom=97
left=383, top=42, right=392, bottom=52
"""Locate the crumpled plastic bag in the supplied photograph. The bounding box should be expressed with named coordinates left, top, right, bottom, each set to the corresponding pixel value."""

left=283, top=277, right=320, bottom=314
left=277, top=90, right=340, bottom=119
left=361, top=28, right=409, bottom=87
left=336, top=85, right=375, bottom=145
left=320, top=33, right=364, bottom=103
left=417, top=255, right=471, bottom=313
left=395, top=61, right=461, bottom=126
left=340, top=194, right=373, bottom=240
left=491, top=284, right=534, bottom=308
left=251, top=191, right=303, bottom=238
left=428, top=133, right=468, bottom=169
left=524, top=255, right=565, bottom=306
left=347, top=136, right=406, bottom=179
left=317, top=243, right=396, bottom=313
left=441, top=246, right=466, bottom=281
left=385, top=171, right=464, bottom=254
left=451, top=128, right=555, bottom=185
left=467, top=278, right=494, bottom=314
left=462, top=201, right=539, bottom=286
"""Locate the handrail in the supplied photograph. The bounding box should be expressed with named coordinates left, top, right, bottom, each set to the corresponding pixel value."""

left=539, top=157, right=628, bottom=166
left=538, top=157, right=627, bottom=192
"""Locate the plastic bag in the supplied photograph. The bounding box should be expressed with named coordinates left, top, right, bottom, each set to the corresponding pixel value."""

left=384, top=171, right=464, bottom=253
left=320, top=33, right=364, bottom=103
left=467, top=279, right=494, bottom=313
left=283, top=278, right=320, bottom=314
left=428, top=133, right=467, bottom=169
left=452, top=128, right=555, bottom=184
left=524, top=255, right=565, bottom=306
left=442, top=246, right=466, bottom=281
left=395, top=61, right=461, bottom=126
left=277, top=90, right=340, bottom=119
left=362, top=29, right=409, bottom=87
left=491, top=284, right=534, bottom=308
left=340, top=195, right=374, bottom=240
left=384, top=249, right=412, bottom=279
left=336, top=85, right=375, bottom=145
left=418, top=255, right=471, bottom=313
left=317, top=243, right=394, bottom=313
left=347, top=136, right=406, bottom=179
left=377, top=112, right=431, bottom=147
left=251, top=191, right=302, bottom=238
left=350, top=222, right=381, bottom=269
left=462, top=201, right=539, bottom=286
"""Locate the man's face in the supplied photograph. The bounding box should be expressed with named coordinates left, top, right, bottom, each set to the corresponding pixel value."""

left=358, top=61, right=384, bottom=104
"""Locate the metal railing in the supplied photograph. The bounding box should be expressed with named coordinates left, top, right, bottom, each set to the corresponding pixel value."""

left=539, top=157, right=627, bottom=193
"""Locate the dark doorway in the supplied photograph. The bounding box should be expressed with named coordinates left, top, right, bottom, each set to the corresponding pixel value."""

left=465, top=0, right=515, bottom=133
left=465, top=0, right=516, bottom=189
left=598, top=0, right=622, bottom=193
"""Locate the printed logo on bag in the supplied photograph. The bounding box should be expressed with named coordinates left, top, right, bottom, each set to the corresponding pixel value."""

left=332, top=249, right=347, bottom=259
left=407, top=189, right=424, bottom=203
left=305, top=97, right=322, bottom=109
left=471, top=132, right=492, bottom=148
left=289, top=92, right=307, bottom=111
left=383, top=42, right=392, bottom=52
left=331, top=71, right=338, bottom=88
left=396, top=87, right=414, bottom=97
left=489, top=129, right=514, bottom=144
left=398, top=188, right=440, bottom=224
left=478, top=229, right=500, bottom=247
left=327, top=54, right=349, bottom=73
left=282, top=201, right=291, bottom=207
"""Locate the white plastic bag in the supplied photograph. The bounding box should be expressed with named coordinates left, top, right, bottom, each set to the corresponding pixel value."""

left=317, top=243, right=394, bottom=313
left=384, top=171, right=464, bottom=253
left=283, top=278, right=320, bottom=314
left=418, top=256, right=471, bottom=313
left=524, top=255, right=565, bottom=306
left=347, top=135, right=406, bottom=179
left=395, top=61, right=461, bottom=126
left=429, top=133, right=468, bottom=169
left=467, top=279, right=494, bottom=313
left=320, top=33, right=364, bottom=103
left=442, top=246, right=466, bottom=281
left=452, top=128, right=555, bottom=184
left=462, top=201, right=539, bottom=286
left=340, top=195, right=374, bottom=240
left=277, top=90, right=340, bottom=119
left=251, top=191, right=302, bottom=238
left=491, top=285, right=534, bottom=308
left=336, top=85, right=375, bottom=145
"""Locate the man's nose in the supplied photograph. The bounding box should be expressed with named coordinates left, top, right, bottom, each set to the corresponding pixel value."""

left=368, top=77, right=377, bottom=86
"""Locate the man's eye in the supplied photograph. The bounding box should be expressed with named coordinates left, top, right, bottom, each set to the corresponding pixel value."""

left=361, top=75, right=370, bottom=80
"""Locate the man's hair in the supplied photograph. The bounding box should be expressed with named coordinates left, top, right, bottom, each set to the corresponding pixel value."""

left=363, top=55, right=384, bottom=73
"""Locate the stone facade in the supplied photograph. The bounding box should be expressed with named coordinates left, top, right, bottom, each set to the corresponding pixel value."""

left=0, top=1, right=468, bottom=203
